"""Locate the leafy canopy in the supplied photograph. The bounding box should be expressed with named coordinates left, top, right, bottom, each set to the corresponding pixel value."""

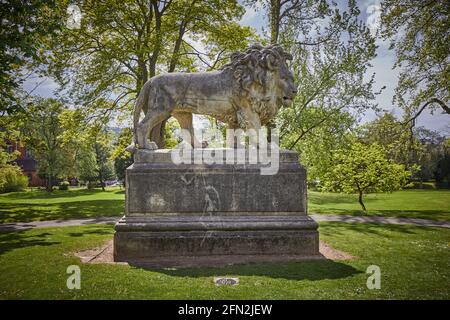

left=321, top=141, right=411, bottom=210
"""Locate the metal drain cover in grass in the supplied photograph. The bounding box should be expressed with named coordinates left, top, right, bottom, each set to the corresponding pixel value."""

left=214, top=277, right=239, bottom=285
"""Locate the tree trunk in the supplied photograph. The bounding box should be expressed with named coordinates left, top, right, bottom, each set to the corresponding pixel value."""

left=270, top=0, right=281, bottom=44
left=358, top=191, right=367, bottom=211
left=100, top=173, right=105, bottom=191
left=168, top=22, right=186, bottom=72
left=266, top=0, right=281, bottom=142
left=46, top=175, right=53, bottom=192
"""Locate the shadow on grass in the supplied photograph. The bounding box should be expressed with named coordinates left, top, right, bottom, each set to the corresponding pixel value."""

left=67, top=228, right=114, bottom=237
left=313, top=208, right=450, bottom=220
left=134, top=259, right=362, bottom=282
left=308, top=192, right=369, bottom=205
left=318, top=221, right=442, bottom=238
left=0, top=200, right=124, bottom=223
left=0, top=230, right=60, bottom=256
left=0, top=188, right=120, bottom=200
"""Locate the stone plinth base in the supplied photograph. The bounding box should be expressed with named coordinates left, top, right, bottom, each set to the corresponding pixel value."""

left=113, top=149, right=320, bottom=265
left=114, top=215, right=319, bottom=262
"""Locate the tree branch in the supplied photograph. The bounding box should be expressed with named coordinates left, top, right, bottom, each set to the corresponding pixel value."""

left=402, top=97, right=450, bottom=125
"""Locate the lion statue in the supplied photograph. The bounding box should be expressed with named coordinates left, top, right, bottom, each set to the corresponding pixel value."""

left=127, top=43, right=297, bottom=151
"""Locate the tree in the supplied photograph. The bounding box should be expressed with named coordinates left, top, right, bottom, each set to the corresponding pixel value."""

left=321, top=142, right=411, bottom=211
left=113, top=153, right=133, bottom=187
left=20, top=98, right=74, bottom=191
left=276, top=1, right=378, bottom=150
left=0, top=126, right=20, bottom=167
left=77, top=146, right=98, bottom=187
left=94, top=140, right=116, bottom=191
left=411, top=127, right=448, bottom=183
left=71, top=125, right=116, bottom=190
left=44, top=0, right=254, bottom=126
left=246, top=0, right=330, bottom=45
left=0, top=0, right=62, bottom=114
left=112, top=128, right=133, bottom=185
left=358, top=113, right=418, bottom=168
left=294, top=109, right=355, bottom=186
left=358, top=114, right=448, bottom=183
left=381, top=0, right=450, bottom=123
left=0, top=125, right=28, bottom=193
left=435, top=138, right=450, bottom=188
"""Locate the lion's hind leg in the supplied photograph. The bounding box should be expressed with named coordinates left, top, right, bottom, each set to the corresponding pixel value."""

left=136, top=109, right=171, bottom=150
left=172, top=111, right=204, bottom=148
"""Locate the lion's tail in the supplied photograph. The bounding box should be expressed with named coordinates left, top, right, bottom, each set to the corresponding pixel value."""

left=129, top=81, right=151, bottom=150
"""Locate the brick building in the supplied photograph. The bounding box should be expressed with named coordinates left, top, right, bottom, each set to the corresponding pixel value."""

left=5, top=141, right=45, bottom=187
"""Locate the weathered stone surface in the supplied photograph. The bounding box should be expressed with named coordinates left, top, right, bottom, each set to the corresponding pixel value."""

left=114, top=216, right=318, bottom=260
left=114, top=148, right=320, bottom=265
left=126, top=149, right=307, bottom=215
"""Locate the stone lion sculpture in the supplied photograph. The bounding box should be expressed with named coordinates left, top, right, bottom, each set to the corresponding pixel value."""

left=128, top=43, right=297, bottom=151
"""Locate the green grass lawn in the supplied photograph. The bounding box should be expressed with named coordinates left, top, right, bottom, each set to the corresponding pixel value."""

left=0, top=222, right=448, bottom=299
left=309, top=189, right=450, bottom=221
left=0, top=187, right=449, bottom=223
left=0, top=187, right=124, bottom=223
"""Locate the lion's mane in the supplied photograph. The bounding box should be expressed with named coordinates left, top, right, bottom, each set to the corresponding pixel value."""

left=220, top=43, right=293, bottom=125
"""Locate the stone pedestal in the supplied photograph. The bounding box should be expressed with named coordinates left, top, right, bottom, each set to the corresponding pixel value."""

left=113, top=148, right=320, bottom=266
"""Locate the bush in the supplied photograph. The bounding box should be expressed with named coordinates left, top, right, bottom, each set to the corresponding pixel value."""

left=58, top=181, right=70, bottom=190
left=0, top=166, right=29, bottom=193
left=87, top=181, right=96, bottom=189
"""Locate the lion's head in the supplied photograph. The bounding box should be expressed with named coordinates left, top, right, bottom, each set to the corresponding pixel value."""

left=220, top=43, right=297, bottom=125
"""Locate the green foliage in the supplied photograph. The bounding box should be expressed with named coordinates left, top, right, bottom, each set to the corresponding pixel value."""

left=290, top=110, right=355, bottom=185
left=0, top=0, right=62, bottom=113
left=0, top=118, right=21, bottom=167
left=111, top=128, right=133, bottom=183
left=358, top=113, right=413, bottom=165
left=359, top=113, right=449, bottom=182
left=44, top=0, right=255, bottom=123
left=381, top=0, right=449, bottom=116
left=113, top=155, right=133, bottom=185
left=0, top=166, right=29, bottom=194
left=20, top=98, right=74, bottom=191
left=320, top=142, right=411, bottom=210
left=76, top=130, right=116, bottom=189
left=94, top=140, right=116, bottom=190
left=163, top=118, right=181, bottom=148
left=412, top=129, right=449, bottom=182
left=277, top=1, right=378, bottom=150
left=435, top=143, right=450, bottom=188
left=77, top=147, right=98, bottom=184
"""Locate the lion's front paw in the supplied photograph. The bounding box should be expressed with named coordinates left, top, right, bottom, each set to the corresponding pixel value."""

left=138, top=139, right=159, bottom=150
left=146, top=141, right=158, bottom=150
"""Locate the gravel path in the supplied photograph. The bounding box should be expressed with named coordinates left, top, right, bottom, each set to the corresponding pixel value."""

left=0, top=214, right=448, bottom=232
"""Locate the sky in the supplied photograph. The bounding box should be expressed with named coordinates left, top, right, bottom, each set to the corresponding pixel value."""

left=23, top=0, right=449, bottom=134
